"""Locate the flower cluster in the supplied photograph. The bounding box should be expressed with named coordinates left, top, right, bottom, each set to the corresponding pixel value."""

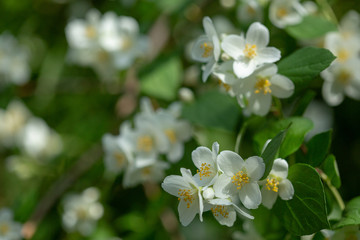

left=0, top=33, right=30, bottom=87
left=192, top=17, right=294, bottom=116
left=0, top=208, right=23, bottom=240
left=61, top=187, right=104, bottom=236
left=0, top=100, right=63, bottom=178
left=161, top=142, right=294, bottom=227
left=102, top=98, right=192, bottom=188
left=65, top=9, right=149, bottom=82
left=321, top=11, right=360, bottom=106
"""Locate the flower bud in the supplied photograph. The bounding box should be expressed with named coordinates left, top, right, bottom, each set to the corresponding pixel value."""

left=202, top=187, right=215, bottom=200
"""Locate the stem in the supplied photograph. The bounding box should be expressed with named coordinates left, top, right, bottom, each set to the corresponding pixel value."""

left=235, top=121, right=248, bottom=154
left=319, top=170, right=345, bottom=211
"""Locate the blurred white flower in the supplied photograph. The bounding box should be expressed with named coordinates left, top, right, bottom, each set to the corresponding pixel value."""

left=237, top=0, right=264, bottom=24
left=0, top=100, right=30, bottom=148
left=260, top=159, right=294, bottom=209
left=232, top=220, right=264, bottom=240
left=221, top=22, right=281, bottom=78
left=161, top=168, right=204, bottom=226
left=214, top=151, right=265, bottom=209
left=191, top=17, right=221, bottom=82
left=0, top=208, right=23, bottom=240
left=0, top=33, right=30, bottom=86
left=269, top=0, right=308, bottom=29
left=330, top=225, right=360, bottom=240
left=233, top=63, right=294, bottom=116
left=62, top=187, right=104, bottom=236
left=18, top=117, right=62, bottom=160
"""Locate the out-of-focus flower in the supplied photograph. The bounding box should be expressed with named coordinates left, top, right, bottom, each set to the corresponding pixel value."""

left=233, top=63, right=294, bottom=116
left=0, top=208, right=23, bottom=240
left=260, top=158, right=294, bottom=209
left=191, top=17, right=221, bottom=82
left=221, top=22, right=281, bottom=78
left=269, top=0, right=309, bottom=29
left=178, top=87, right=195, bottom=102
left=161, top=168, right=204, bottom=226
left=62, top=187, right=104, bottom=236
left=214, top=151, right=265, bottom=209
left=0, top=33, right=30, bottom=86
left=237, top=0, right=264, bottom=24
left=232, top=220, right=264, bottom=240
left=331, top=225, right=360, bottom=240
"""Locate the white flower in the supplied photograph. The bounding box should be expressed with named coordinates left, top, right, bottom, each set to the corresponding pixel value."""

left=0, top=208, right=23, bottom=240
left=269, top=0, right=308, bottom=29
left=161, top=168, right=204, bottom=226
left=221, top=22, right=281, bottom=78
left=62, top=187, right=104, bottom=236
left=260, top=158, right=294, bottom=209
left=338, top=10, right=360, bottom=39
left=18, top=117, right=62, bottom=160
left=330, top=225, right=360, bottom=240
left=234, top=63, right=294, bottom=116
left=192, top=142, right=220, bottom=186
left=191, top=17, right=221, bottom=82
left=237, top=0, right=264, bottom=24
left=102, top=126, right=133, bottom=174
left=0, top=33, right=30, bottom=86
left=214, top=151, right=265, bottom=209
left=123, top=158, right=169, bottom=188
left=232, top=220, right=264, bottom=240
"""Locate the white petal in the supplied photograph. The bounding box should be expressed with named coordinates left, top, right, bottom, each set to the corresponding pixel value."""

left=279, top=179, right=294, bottom=200
left=221, top=35, right=245, bottom=60
left=208, top=198, right=232, bottom=206
left=270, top=74, right=294, bottom=98
left=244, top=156, right=265, bottom=180
left=213, top=206, right=237, bottom=227
left=213, top=174, right=234, bottom=199
left=161, top=175, right=190, bottom=196
left=167, top=143, right=184, bottom=163
left=261, top=187, right=278, bottom=209
left=248, top=92, right=272, bottom=116
left=257, top=63, right=278, bottom=76
left=178, top=196, right=199, bottom=226
left=217, top=151, right=245, bottom=175
left=202, top=58, right=216, bottom=82
left=239, top=182, right=262, bottom=209
left=231, top=203, right=254, bottom=219
left=212, top=142, right=220, bottom=156
left=198, top=191, right=204, bottom=222
left=191, top=35, right=213, bottom=63
left=180, top=168, right=197, bottom=187
left=246, top=22, right=269, bottom=47
left=322, top=80, right=344, bottom=106
left=192, top=146, right=214, bottom=169
left=257, top=47, right=281, bottom=64
left=233, top=60, right=257, bottom=78
left=271, top=158, right=289, bottom=179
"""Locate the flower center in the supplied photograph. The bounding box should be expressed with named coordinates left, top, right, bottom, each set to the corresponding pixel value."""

left=244, top=44, right=257, bottom=59
left=120, top=36, right=133, bottom=50
left=266, top=178, right=279, bottom=192
left=201, top=42, right=213, bottom=58
left=165, top=129, right=177, bottom=144
left=197, top=163, right=212, bottom=180
left=211, top=205, right=229, bottom=218
left=276, top=7, right=288, bottom=18
left=142, top=166, right=152, bottom=176
left=97, top=50, right=110, bottom=62
left=76, top=208, right=88, bottom=220
left=232, top=171, right=250, bottom=190
left=85, top=25, right=97, bottom=38
left=255, top=77, right=272, bottom=94
left=247, top=6, right=256, bottom=16
left=137, top=135, right=154, bottom=152
left=0, top=223, right=9, bottom=235
left=337, top=70, right=351, bottom=85
left=178, top=189, right=195, bottom=208
left=114, top=152, right=125, bottom=166
left=337, top=49, right=349, bottom=62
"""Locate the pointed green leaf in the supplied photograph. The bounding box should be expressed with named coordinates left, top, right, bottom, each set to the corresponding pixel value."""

left=307, top=130, right=332, bottom=167
left=291, top=90, right=316, bottom=116
left=323, top=154, right=341, bottom=188
left=335, top=196, right=360, bottom=229
left=274, top=164, right=330, bottom=235
left=278, top=47, right=336, bottom=92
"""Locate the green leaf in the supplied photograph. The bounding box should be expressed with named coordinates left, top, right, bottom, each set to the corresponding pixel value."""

left=335, top=196, right=360, bottom=228
left=307, top=130, right=332, bottom=167
left=140, top=56, right=182, bottom=101
left=285, top=15, right=338, bottom=40
left=182, top=90, right=241, bottom=131
left=278, top=47, right=336, bottom=92
left=252, top=205, right=286, bottom=240
left=260, top=128, right=288, bottom=179
left=291, top=90, right=316, bottom=116
left=254, top=117, right=313, bottom=158
left=194, top=126, right=236, bottom=152
left=274, top=164, right=330, bottom=235
left=323, top=154, right=341, bottom=188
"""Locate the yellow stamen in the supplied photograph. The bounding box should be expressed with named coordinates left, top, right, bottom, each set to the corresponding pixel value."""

left=276, top=7, right=288, bottom=18
left=231, top=171, right=250, bottom=190
left=0, top=223, right=9, bottom=235
left=338, top=70, right=351, bottom=85
left=218, top=79, right=232, bottom=92
left=137, top=135, right=153, bottom=152
left=201, top=42, right=213, bottom=58
left=178, top=189, right=195, bottom=208
left=337, top=49, right=349, bottom=62
left=254, top=77, right=272, bottom=95
left=114, top=152, right=125, bottom=166
left=196, top=163, right=212, bottom=180
left=165, top=129, right=177, bottom=144
left=120, top=37, right=133, bottom=50
left=142, top=167, right=152, bottom=176
left=244, top=44, right=257, bottom=59
left=211, top=205, right=229, bottom=218
left=76, top=208, right=88, bottom=220
left=266, top=178, right=279, bottom=192
left=85, top=26, right=97, bottom=38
